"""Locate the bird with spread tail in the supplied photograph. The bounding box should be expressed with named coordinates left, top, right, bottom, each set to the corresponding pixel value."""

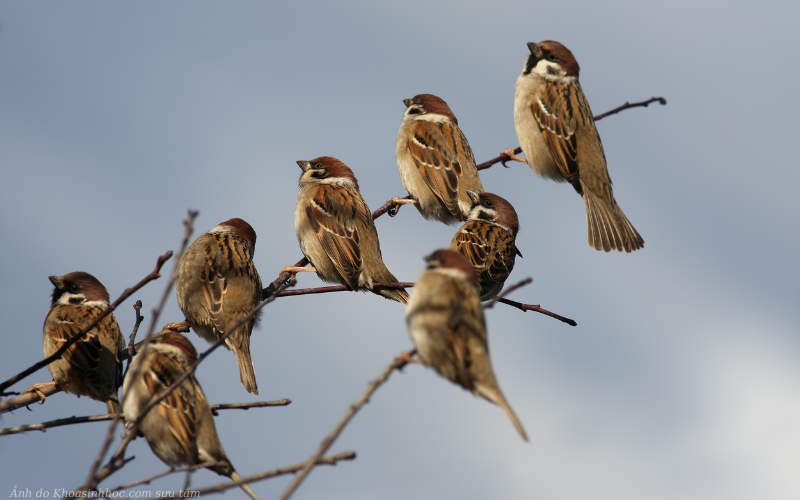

left=507, top=40, right=644, bottom=252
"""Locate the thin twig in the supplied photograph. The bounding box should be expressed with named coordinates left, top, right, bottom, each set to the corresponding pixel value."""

left=592, top=96, right=666, bottom=121
left=276, top=354, right=409, bottom=500
left=497, top=298, right=577, bottom=326
left=0, top=252, right=173, bottom=393
left=476, top=97, right=667, bottom=172
left=0, top=400, right=292, bottom=436
left=155, top=452, right=357, bottom=499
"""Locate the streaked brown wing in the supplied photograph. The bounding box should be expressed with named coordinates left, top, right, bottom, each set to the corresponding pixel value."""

left=406, top=120, right=474, bottom=219
left=145, top=356, right=199, bottom=461
left=200, top=261, right=227, bottom=334
left=531, top=83, right=579, bottom=182
left=306, top=186, right=363, bottom=289
left=51, top=307, right=105, bottom=387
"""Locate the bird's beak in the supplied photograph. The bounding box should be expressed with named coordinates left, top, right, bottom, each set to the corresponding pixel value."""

left=48, top=275, right=64, bottom=289
left=466, top=190, right=481, bottom=206
left=527, top=42, right=542, bottom=58
left=296, top=160, right=311, bottom=172
left=402, top=98, right=414, bottom=108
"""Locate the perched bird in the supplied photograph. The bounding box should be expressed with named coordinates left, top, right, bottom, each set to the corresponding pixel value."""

left=396, top=94, right=484, bottom=224
left=26, top=272, right=125, bottom=413
left=450, top=191, right=522, bottom=301
left=288, top=156, right=409, bottom=304
left=175, top=218, right=262, bottom=394
left=123, top=332, right=260, bottom=500
left=405, top=249, right=528, bottom=441
left=509, top=40, right=644, bottom=252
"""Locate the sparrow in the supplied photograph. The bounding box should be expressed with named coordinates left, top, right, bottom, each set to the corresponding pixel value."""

left=509, top=40, right=644, bottom=252
left=449, top=191, right=522, bottom=301
left=396, top=93, right=484, bottom=224
left=289, top=156, right=409, bottom=304
left=25, top=272, right=125, bottom=414
left=122, top=332, right=260, bottom=500
left=175, top=218, right=262, bottom=394
left=405, top=249, right=528, bottom=441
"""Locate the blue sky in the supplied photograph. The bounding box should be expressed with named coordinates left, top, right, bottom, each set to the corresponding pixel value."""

left=1, top=2, right=798, bottom=499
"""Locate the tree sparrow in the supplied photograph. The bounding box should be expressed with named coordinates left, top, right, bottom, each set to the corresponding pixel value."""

left=449, top=191, right=522, bottom=301
left=291, top=156, right=409, bottom=304
left=28, top=272, right=125, bottom=413
left=176, top=218, right=262, bottom=394
left=397, top=94, right=484, bottom=224
left=123, top=332, right=260, bottom=500
left=405, top=250, right=528, bottom=441
left=510, top=41, right=644, bottom=252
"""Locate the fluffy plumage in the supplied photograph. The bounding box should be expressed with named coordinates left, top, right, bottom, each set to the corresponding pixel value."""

left=406, top=250, right=528, bottom=441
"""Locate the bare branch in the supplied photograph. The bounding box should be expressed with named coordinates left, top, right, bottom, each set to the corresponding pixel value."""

left=154, top=452, right=357, bottom=499
left=0, top=400, right=292, bottom=436
left=127, top=300, right=144, bottom=362
left=498, top=298, right=577, bottom=326
left=0, top=383, right=62, bottom=414
left=475, top=97, right=667, bottom=172
left=592, top=96, right=667, bottom=121
left=0, top=251, right=173, bottom=393
left=276, top=354, right=409, bottom=500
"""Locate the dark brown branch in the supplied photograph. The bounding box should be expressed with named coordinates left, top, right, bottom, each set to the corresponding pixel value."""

left=592, top=96, right=666, bottom=121
left=156, top=451, right=357, bottom=499
left=498, top=298, right=577, bottom=326
left=127, top=300, right=144, bottom=361
left=0, top=400, right=292, bottom=436
left=0, top=252, right=173, bottom=394
left=210, top=398, right=291, bottom=416
left=276, top=354, right=409, bottom=500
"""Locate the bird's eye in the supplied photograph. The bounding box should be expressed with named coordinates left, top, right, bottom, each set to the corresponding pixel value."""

left=483, top=200, right=493, bottom=208
left=69, top=284, right=80, bottom=293
left=314, top=163, right=324, bottom=169
left=547, top=53, right=558, bottom=62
